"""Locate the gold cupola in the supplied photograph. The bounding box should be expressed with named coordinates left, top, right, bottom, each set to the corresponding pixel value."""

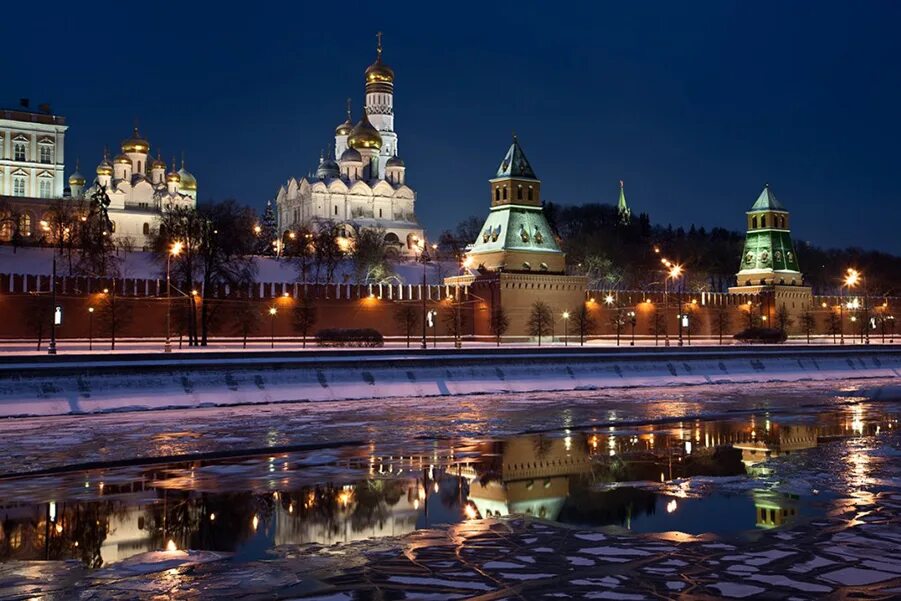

left=121, top=127, right=150, bottom=154
left=364, top=32, right=394, bottom=92
left=347, top=111, right=382, bottom=150
left=335, top=99, right=354, bottom=136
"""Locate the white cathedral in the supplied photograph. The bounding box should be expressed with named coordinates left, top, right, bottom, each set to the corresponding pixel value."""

left=275, top=36, right=424, bottom=257
left=69, top=128, right=197, bottom=249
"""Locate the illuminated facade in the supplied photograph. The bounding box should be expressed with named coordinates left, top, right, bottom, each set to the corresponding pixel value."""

left=0, top=104, right=68, bottom=200
left=75, top=128, right=197, bottom=249
left=275, top=35, right=423, bottom=256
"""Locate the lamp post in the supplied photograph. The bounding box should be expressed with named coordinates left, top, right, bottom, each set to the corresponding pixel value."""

left=842, top=268, right=859, bottom=345
left=628, top=310, right=636, bottom=346
left=88, top=307, right=94, bottom=351
left=40, top=221, right=58, bottom=355
left=562, top=311, right=570, bottom=346
left=269, top=307, right=277, bottom=349
left=165, top=241, right=183, bottom=353
left=662, top=261, right=683, bottom=348
left=414, top=238, right=430, bottom=350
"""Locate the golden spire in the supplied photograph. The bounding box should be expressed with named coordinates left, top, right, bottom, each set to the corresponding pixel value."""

left=376, top=31, right=383, bottom=62
left=346, top=97, right=352, bottom=121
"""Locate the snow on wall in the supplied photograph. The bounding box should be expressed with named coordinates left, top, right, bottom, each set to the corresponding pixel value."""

left=0, top=350, right=898, bottom=418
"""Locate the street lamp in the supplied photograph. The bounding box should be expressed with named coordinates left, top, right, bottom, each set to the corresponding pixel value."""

left=628, top=310, right=636, bottom=346
left=841, top=268, right=859, bottom=345
left=663, top=262, right=683, bottom=347
left=269, top=307, right=277, bottom=349
left=165, top=241, right=183, bottom=353
left=562, top=311, right=570, bottom=346
left=88, top=307, right=94, bottom=351
left=414, top=238, right=430, bottom=350
left=41, top=220, right=58, bottom=355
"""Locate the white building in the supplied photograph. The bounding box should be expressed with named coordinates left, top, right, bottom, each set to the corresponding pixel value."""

left=0, top=103, right=68, bottom=199
left=275, top=35, right=424, bottom=256
left=75, top=128, right=198, bottom=249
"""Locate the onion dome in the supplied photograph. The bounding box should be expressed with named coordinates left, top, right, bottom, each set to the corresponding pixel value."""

left=121, top=127, right=149, bottom=154
left=340, top=147, right=362, bottom=162
left=386, top=155, right=405, bottom=168
left=177, top=160, right=197, bottom=191
left=68, top=170, right=85, bottom=186
left=151, top=154, right=167, bottom=171
left=96, top=158, right=113, bottom=176
left=317, top=158, right=340, bottom=180
left=347, top=112, right=382, bottom=150
left=114, top=154, right=131, bottom=165
left=365, top=33, right=394, bottom=89
left=166, top=171, right=181, bottom=184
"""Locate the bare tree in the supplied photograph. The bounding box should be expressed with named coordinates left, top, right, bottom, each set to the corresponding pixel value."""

left=649, top=308, right=667, bottom=346
left=800, top=308, right=816, bottom=344
left=609, top=306, right=626, bottom=346
left=24, top=293, right=52, bottom=350
left=394, top=304, right=419, bottom=348
left=489, top=306, right=510, bottom=346
left=713, top=307, right=731, bottom=345
left=528, top=301, right=554, bottom=346
left=775, top=303, right=793, bottom=334
left=573, top=304, right=596, bottom=346
left=96, top=283, right=133, bottom=350
left=828, top=310, right=841, bottom=343
left=232, top=293, right=262, bottom=349
left=292, top=293, right=318, bottom=348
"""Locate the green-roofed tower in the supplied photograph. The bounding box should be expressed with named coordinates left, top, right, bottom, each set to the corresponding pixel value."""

left=617, top=180, right=631, bottom=224
left=729, top=184, right=812, bottom=330
left=466, top=136, right=565, bottom=273
left=735, top=184, right=803, bottom=286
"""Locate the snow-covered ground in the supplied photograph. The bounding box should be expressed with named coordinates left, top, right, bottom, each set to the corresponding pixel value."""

left=0, top=245, right=459, bottom=284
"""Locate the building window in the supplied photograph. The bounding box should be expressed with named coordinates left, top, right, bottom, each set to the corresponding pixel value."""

left=495, top=188, right=500, bottom=201
left=517, top=185, right=523, bottom=200
left=13, top=176, right=26, bottom=196
left=502, top=187, right=508, bottom=200
left=14, top=143, right=27, bottom=162
left=143, top=223, right=150, bottom=235
left=761, top=215, right=767, bottom=227
left=39, top=146, right=52, bottom=164
left=39, top=179, right=51, bottom=198
left=379, top=208, right=383, bottom=218
left=528, top=186, right=534, bottom=201
left=19, top=212, right=32, bottom=235
left=334, top=205, right=338, bottom=216
left=751, top=216, right=757, bottom=229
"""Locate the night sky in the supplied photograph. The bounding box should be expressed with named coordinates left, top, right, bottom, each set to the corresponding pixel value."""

left=7, top=2, right=900, bottom=253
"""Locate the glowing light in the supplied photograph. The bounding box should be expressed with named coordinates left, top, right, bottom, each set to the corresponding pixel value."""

left=464, top=504, right=478, bottom=520
left=666, top=499, right=678, bottom=513
left=669, top=264, right=683, bottom=278
left=413, top=499, right=420, bottom=510
left=685, top=441, right=692, bottom=455
left=253, top=225, right=262, bottom=234
left=269, top=307, right=277, bottom=316
left=462, top=255, right=474, bottom=269
left=170, top=241, right=183, bottom=256
left=562, top=311, right=570, bottom=320
left=55, top=523, right=63, bottom=533
left=191, top=289, right=198, bottom=296
left=338, top=489, right=353, bottom=507
left=88, top=307, right=94, bottom=313
left=845, top=268, right=860, bottom=287
left=604, top=294, right=615, bottom=305
left=252, top=515, right=259, bottom=530
left=166, top=540, right=177, bottom=552
left=434, top=481, right=439, bottom=493
left=210, top=513, right=216, bottom=521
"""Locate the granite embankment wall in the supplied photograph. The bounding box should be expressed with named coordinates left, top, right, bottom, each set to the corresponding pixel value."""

left=0, top=346, right=898, bottom=417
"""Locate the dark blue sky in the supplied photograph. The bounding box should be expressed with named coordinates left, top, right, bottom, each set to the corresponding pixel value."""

left=8, top=2, right=900, bottom=253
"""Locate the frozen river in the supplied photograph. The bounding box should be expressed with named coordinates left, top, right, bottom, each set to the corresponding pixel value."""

left=0, top=378, right=899, bottom=598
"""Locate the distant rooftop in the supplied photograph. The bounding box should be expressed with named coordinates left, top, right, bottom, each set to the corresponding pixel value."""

left=0, top=100, right=66, bottom=126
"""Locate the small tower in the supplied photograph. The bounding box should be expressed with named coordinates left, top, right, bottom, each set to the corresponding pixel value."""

left=334, top=99, right=354, bottom=159
left=177, top=157, right=198, bottom=199
left=347, top=111, right=382, bottom=180
left=729, top=184, right=812, bottom=328
left=150, top=153, right=167, bottom=185
left=96, top=150, right=113, bottom=188
left=364, top=31, right=397, bottom=177
left=165, top=158, right=181, bottom=196
left=121, top=126, right=150, bottom=176
left=617, top=180, right=631, bottom=224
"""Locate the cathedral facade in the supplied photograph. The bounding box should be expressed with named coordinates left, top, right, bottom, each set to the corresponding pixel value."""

left=275, top=36, right=423, bottom=257
left=72, top=128, right=198, bottom=249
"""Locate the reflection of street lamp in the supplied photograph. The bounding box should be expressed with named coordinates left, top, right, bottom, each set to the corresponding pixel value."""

left=562, top=311, right=570, bottom=346
left=165, top=241, right=183, bottom=353
left=88, top=307, right=94, bottom=351
left=269, top=307, right=277, bottom=349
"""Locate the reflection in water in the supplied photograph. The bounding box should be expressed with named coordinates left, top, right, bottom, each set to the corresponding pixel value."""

left=0, top=403, right=896, bottom=567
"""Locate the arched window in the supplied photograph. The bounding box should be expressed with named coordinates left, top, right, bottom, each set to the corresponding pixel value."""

left=761, top=215, right=767, bottom=227
left=143, top=222, right=150, bottom=235
left=752, top=216, right=757, bottom=229
left=528, top=186, right=534, bottom=201
left=517, top=185, right=523, bottom=200
left=502, top=187, right=508, bottom=200
left=495, top=187, right=500, bottom=201
left=19, top=212, right=32, bottom=235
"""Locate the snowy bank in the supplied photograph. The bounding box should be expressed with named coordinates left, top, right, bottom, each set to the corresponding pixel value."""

left=0, top=346, right=898, bottom=417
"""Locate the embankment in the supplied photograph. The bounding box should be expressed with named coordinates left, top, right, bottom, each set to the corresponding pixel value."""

left=0, top=346, right=898, bottom=417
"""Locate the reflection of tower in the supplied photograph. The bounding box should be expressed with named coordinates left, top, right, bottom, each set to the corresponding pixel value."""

left=752, top=491, right=800, bottom=529
left=465, top=434, right=591, bottom=521
left=733, top=423, right=818, bottom=466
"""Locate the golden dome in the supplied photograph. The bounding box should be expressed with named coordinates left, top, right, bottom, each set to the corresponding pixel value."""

left=335, top=118, right=353, bottom=136
left=121, top=127, right=150, bottom=154
left=347, top=112, right=382, bottom=150
left=151, top=156, right=167, bottom=170
left=178, top=164, right=197, bottom=191
left=166, top=170, right=181, bottom=184
left=364, top=33, right=394, bottom=86
left=68, top=171, right=86, bottom=186
left=96, top=160, right=113, bottom=176
left=114, top=154, right=131, bottom=165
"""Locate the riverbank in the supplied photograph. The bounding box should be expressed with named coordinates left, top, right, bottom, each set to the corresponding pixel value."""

left=0, top=345, right=898, bottom=417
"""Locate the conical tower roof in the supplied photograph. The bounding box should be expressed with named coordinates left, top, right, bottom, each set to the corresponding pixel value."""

left=495, top=136, right=537, bottom=179
left=750, top=184, right=785, bottom=211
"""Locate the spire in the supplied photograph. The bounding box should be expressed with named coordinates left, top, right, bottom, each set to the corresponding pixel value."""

left=346, top=97, right=352, bottom=121
left=496, top=136, right=537, bottom=179
left=376, top=31, right=383, bottom=63
left=617, top=180, right=631, bottom=223
left=181, top=151, right=185, bottom=170
left=750, top=183, right=785, bottom=211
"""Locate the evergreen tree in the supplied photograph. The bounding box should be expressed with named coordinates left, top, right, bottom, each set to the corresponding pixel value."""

left=258, top=200, right=278, bottom=256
